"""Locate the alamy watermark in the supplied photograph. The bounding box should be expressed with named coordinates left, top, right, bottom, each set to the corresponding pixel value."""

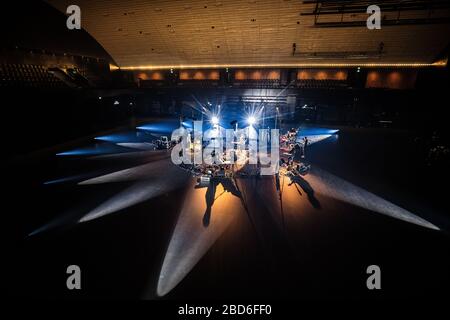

left=66, top=4, right=381, bottom=31
left=66, top=264, right=81, bottom=290
left=367, top=5, right=381, bottom=29
left=170, top=121, right=279, bottom=176
left=66, top=5, right=81, bottom=30
left=366, top=265, right=381, bottom=290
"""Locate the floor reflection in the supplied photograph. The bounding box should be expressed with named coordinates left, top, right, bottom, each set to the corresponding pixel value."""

left=157, top=178, right=245, bottom=296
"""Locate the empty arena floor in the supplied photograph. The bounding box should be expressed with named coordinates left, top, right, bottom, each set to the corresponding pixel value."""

left=5, top=124, right=450, bottom=299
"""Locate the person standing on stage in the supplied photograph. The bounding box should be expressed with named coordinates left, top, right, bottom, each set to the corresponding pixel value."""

left=302, top=136, right=309, bottom=158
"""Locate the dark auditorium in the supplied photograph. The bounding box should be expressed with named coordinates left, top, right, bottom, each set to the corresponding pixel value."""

left=3, top=0, right=450, bottom=308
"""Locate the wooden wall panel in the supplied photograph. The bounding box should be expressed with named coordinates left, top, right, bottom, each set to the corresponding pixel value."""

left=366, top=70, right=418, bottom=89
left=234, top=69, right=280, bottom=80
left=179, top=69, right=219, bottom=80
left=297, top=69, right=347, bottom=80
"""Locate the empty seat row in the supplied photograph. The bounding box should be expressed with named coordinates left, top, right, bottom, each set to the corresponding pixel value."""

left=296, top=79, right=347, bottom=89
left=0, top=63, right=67, bottom=88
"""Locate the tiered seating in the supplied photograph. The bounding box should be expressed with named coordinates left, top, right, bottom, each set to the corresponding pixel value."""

left=296, top=79, right=347, bottom=89
left=0, top=63, right=67, bottom=88
left=139, top=79, right=167, bottom=88
left=233, top=79, right=280, bottom=88
left=177, top=80, right=219, bottom=87
left=73, top=66, right=101, bottom=86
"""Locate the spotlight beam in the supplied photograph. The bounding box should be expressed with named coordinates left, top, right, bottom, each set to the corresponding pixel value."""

left=211, top=116, right=220, bottom=125
left=89, top=149, right=170, bottom=161
left=79, top=166, right=190, bottom=223
left=247, top=116, right=256, bottom=125
left=116, top=142, right=156, bottom=150
left=78, top=159, right=174, bottom=185
left=305, top=167, right=439, bottom=230
left=157, top=179, right=244, bottom=296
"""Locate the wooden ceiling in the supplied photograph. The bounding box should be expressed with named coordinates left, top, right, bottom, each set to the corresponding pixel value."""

left=47, top=0, right=450, bottom=68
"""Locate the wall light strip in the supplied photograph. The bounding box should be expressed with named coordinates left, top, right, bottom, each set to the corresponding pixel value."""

left=116, top=60, right=447, bottom=71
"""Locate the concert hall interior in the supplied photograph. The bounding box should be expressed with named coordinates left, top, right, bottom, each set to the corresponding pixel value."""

left=3, top=0, right=450, bottom=301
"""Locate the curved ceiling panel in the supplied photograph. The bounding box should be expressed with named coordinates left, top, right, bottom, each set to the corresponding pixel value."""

left=47, top=0, right=450, bottom=68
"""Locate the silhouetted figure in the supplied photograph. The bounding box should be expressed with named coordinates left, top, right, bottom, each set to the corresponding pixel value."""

left=219, top=178, right=242, bottom=198
left=302, top=137, right=309, bottom=158
left=288, top=174, right=321, bottom=209
left=275, top=173, right=280, bottom=192
left=201, top=178, right=242, bottom=227
left=289, top=143, right=302, bottom=161
left=203, top=180, right=218, bottom=227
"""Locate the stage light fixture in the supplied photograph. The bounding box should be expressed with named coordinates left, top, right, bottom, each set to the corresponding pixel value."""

left=247, top=116, right=256, bottom=125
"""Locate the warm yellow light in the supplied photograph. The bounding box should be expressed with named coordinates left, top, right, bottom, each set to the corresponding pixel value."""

left=109, top=64, right=120, bottom=71
left=116, top=61, right=447, bottom=71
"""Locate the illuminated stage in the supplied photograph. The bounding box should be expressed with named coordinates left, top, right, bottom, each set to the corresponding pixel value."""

left=21, top=116, right=445, bottom=298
